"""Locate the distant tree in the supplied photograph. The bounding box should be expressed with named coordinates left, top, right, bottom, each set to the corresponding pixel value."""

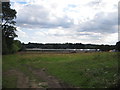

left=2, top=2, right=17, bottom=54
left=116, top=41, right=120, bottom=51
left=21, top=43, right=26, bottom=51
left=11, top=40, right=22, bottom=53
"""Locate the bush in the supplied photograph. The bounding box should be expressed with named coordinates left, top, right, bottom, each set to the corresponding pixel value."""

left=116, top=41, right=120, bottom=51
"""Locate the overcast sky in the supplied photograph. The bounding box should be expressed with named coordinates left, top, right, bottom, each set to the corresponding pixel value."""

left=10, top=0, right=119, bottom=45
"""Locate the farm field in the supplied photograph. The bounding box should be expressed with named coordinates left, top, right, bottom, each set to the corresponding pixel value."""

left=2, top=52, right=119, bottom=88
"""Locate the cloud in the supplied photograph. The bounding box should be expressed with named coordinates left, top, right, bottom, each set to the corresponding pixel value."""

left=15, top=27, right=29, bottom=42
left=77, top=11, right=118, bottom=33
left=12, top=2, right=74, bottom=29
left=12, top=0, right=118, bottom=29
left=16, top=26, right=117, bottom=44
left=100, top=33, right=118, bottom=44
left=11, top=0, right=118, bottom=44
left=32, top=27, right=102, bottom=44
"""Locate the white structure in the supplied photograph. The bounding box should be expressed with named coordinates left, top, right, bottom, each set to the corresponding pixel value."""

left=25, top=48, right=100, bottom=53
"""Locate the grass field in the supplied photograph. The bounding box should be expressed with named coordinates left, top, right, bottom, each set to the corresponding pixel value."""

left=2, top=52, right=119, bottom=88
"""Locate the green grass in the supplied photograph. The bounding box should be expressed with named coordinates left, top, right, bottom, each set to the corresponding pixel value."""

left=2, top=52, right=119, bottom=88
left=2, top=75, right=17, bottom=88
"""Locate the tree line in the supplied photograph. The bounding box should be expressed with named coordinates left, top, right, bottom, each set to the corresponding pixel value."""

left=22, top=42, right=116, bottom=51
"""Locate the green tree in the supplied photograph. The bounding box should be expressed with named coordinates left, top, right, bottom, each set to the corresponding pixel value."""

left=2, top=2, right=17, bottom=54
left=116, top=41, right=120, bottom=51
left=12, top=40, right=22, bottom=53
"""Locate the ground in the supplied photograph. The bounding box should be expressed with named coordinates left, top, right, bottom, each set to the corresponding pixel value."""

left=3, top=67, right=70, bottom=88
left=2, top=52, right=119, bottom=88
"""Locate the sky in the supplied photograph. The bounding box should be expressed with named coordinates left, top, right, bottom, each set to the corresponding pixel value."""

left=10, top=0, right=119, bottom=45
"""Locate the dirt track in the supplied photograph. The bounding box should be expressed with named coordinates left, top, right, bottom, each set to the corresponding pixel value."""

left=3, top=67, right=71, bottom=88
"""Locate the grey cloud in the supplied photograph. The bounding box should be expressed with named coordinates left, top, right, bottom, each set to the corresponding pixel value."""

left=87, top=0, right=102, bottom=6
left=15, top=2, right=117, bottom=42
left=86, top=0, right=103, bottom=8
left=16, top=4, right=74, bottom=29
left=78, top=11, right=117, bottom=34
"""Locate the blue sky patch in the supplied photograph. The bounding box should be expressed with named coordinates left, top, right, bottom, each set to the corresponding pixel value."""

left=11, top=1, right=27, bottom=4
left=18, top=2, right=27, bottom=4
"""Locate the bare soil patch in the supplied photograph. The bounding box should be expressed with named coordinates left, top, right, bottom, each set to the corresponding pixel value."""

left=3, top=69, right=29, bottom=88
left=3, top=68, right=71, bottom=88
left=28, top=67, right=67, bottom=88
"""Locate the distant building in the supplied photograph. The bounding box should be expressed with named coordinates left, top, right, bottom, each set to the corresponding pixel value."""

left=109, top=49, right=116, bottom=52
left=25, top=48, right=100, bottom=53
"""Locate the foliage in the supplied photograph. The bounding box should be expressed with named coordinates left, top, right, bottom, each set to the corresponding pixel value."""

left=2, top=2, right=21, bottom=54
left=11, top=40, right=22, bottom=53
left=116, top=41, right=120, bottom=51
left=2, top=75, right=17, bottom=88
left=23, top=42, right=115, bottom=51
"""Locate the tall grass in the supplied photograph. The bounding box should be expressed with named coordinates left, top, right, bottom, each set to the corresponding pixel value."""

left=3, top=52, right=119, bottom=88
